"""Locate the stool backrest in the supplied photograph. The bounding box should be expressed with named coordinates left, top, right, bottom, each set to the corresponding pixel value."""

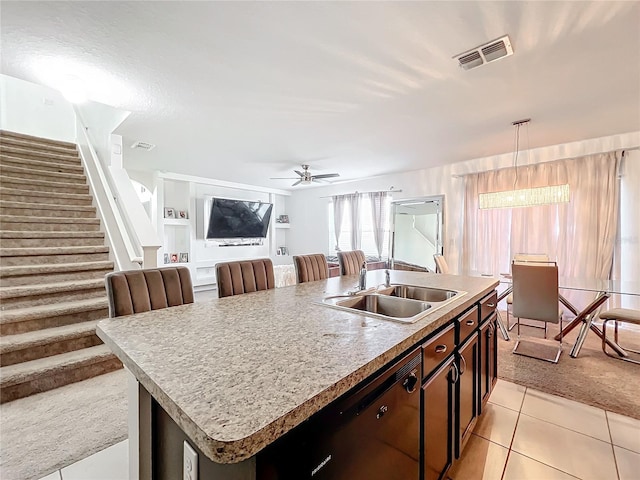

left=216, top=258, right=275, bottom=298
left=105, top=266, right=194, bottom=318
left=293, top=254, right=329, bottom=283
left=337, top=250, right=366, bottom=275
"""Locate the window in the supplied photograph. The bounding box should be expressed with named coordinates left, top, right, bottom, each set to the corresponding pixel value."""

left=327, top=195, right=392, bottom=258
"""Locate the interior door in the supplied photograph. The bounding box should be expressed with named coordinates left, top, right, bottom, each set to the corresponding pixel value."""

left=390, top=196, right=444, bottom=272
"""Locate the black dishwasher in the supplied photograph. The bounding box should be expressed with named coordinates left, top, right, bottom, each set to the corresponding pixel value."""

left=258, top=349, right=421, bottom=480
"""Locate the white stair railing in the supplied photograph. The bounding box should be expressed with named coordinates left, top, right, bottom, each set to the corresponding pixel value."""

left=74, top=113, right=160, bottom=271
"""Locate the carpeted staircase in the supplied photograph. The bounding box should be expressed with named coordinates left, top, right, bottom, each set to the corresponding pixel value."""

left=0, top=130, right=122, bottom=403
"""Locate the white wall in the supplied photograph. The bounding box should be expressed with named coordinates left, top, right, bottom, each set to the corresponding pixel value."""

left=0, top=74, right=76, bottom=142
left=288, top=132, right=640, bottom=276
left=75, top=101, right=130, bottom=168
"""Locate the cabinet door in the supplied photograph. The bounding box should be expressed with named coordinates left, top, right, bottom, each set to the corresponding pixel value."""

left=422, top=356, right=456, bottom=480
left=479, top=312, right=498, bottom=411
left=457, top=333, right=478, bottom=458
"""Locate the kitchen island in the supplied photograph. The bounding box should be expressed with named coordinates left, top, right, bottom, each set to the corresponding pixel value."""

left=97, top=269, right=499, bottom=479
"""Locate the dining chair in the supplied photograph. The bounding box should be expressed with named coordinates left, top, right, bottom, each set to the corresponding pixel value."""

left=599, top=308, right=640, bottom=364
left=105, top=266, right=194, bottom=318
left=511, top=261, right=563, bottom=363
left=215, top=258, right=275, bottom=298
left=337, top=250, right=366, bottom=275
left=293, top=253, right=329, bottom=283
left=505, top=253, right=550, bottom=332
left=433, top=254, right=449, bottom=274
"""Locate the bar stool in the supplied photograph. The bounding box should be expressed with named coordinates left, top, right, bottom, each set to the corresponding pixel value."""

left=599, top=308, right=640, bottom=364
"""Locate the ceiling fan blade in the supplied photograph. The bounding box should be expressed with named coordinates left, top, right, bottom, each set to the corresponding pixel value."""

left=311, top=173, right=340, bottom=179
left=291, top=179, right=303, bottom=186
left=294, top=170, right=304, bottom=177
left=270, top=176, right=299, bottom=180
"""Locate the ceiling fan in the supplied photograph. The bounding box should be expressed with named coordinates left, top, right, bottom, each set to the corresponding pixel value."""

left=271, top=164, right=340, bottom=186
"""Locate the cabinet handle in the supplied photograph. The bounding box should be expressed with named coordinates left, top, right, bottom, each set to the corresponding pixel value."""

left=487, top=303, right=496, bottom=308
left=466, top=320, right=475, bottom=326
left=435, top=344, right=447, bottom=354
left=459, top=355, right=467, bottom=375
left=450, top=363, right=459, bottom=384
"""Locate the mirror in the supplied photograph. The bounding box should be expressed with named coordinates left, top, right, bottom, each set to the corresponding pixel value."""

left=390, top=195, right=444, bottom=272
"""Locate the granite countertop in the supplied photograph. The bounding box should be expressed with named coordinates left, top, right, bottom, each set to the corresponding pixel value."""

left=96, top=270, right=498, bottom=464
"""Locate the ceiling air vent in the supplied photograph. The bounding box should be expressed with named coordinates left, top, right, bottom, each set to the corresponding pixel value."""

left=131, top=141, right=156, bottom=151
left=454, top=35, right=513, bottom=71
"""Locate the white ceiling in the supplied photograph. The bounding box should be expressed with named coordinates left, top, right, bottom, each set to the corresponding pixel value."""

left=2, top=1, right=639, bottom=189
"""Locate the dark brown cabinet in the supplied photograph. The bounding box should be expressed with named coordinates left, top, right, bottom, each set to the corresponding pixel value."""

left=422, top=356, right=456, bottom=480
left=479, top=312, right=498, bottom=409
left=456, top=332, right=478, bottom=458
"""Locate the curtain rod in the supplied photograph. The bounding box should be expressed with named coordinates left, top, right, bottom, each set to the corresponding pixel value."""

left=450, top=147, right=638, bottom=179
left=319, top=188, right=402, bottom=199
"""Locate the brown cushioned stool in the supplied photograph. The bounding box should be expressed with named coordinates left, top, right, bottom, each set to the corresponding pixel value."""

left=105, top=266, right=194, bottom=318
left=215, top=258, right=275, bottom=298
left=293, top=254, right=329, bottom=283
left=600, top=308, right=640, bottom=364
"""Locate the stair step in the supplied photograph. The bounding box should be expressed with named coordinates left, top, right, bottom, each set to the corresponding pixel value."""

left=0, top=200, right=96, bottom=219
left=0, top=260, right=114, bottom=287
left=0, top=186, right=93, bottom=206
left=0, top=320, right=101, bottom=366
left=0, top=245, right=109, bottom=267
left=0, top=130, right=77, bottom=151
left=0, top=144, right=81, bottom=165
left=0, top=215, right=100, bottom=232
left=0, top=344, right=122, bottom=403
left=0, top=175, right=89, bottom=194
left=0, top=137, right=78, bottom=156
left=0, top=164, right=87, bottom=184
left=0, top=297, right=109, bottom=335
left=0, top=278, right=106, bottom=309
left=0, top=154, right=85, bottom=174
left=0, top=230, right=105, bottom=248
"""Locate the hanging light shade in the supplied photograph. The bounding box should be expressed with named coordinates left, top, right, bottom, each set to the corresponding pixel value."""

left=479, top=184, right=570, bottom=209
left=479, top=119, right=570, bottom=210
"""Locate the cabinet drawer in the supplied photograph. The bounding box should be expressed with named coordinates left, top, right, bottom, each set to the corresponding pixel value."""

left=480, top=291, right=498, bottom=321
left=458, top=306, right=479, bottom=342
left=422, top=324, right=455, bottom=379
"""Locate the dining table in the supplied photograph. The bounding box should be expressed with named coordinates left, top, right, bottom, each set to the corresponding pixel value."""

left=494, top=275, right=640, bottom=358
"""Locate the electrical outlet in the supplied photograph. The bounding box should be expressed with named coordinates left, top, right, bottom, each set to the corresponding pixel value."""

left=183, top=441, right=198, bottom=480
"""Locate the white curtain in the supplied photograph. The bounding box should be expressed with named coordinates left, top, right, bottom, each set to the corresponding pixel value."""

left=348, top=193, right=361, bottom=250
left=332, top=195, right=347, bottom=251
left=369, top=191, right=389, bottom=259
left=463, top=152, right=621, bottom=310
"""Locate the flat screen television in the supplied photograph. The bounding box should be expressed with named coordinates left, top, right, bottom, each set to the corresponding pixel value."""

left=206, top=197, right=273, bottom=239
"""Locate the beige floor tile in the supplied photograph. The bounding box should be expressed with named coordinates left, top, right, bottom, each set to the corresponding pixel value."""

left=512, top=414, right=618, bottom=480
left=521, top=388, right=609, bottom=441
left=488, top=379, right=526, bottom=412
left=60, top=440, right=128, bottom=480
left=615, top=446, right=640, bottom=480
left=503, top=451, right=579, bottom=480
left=37, top=472, right=61, bottom=480
left=607, top=411, right=640, bottom=453
left=448, top=434, right=509, bottom=480
left=474, top=403, right=519, bottom=448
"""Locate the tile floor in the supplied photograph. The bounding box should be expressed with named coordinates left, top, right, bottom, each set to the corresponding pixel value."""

left=38, top=380, right=639, bottom=480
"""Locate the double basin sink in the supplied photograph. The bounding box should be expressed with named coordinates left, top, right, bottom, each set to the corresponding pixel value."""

left=319, top=284, right=466, bottom=324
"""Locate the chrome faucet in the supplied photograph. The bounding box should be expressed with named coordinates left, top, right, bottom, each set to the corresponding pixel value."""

left=359, top=262, right=367, bottom=290
left=385, top=269, right=391, bottom=288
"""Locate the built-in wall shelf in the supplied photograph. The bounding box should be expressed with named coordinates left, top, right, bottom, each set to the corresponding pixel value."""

left=164, top=218, right=190, bottom=226
left=275, top=223, right=290, bottom=229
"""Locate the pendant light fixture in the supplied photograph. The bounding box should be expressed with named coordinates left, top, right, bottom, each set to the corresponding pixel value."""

left=478, top=119, right=570, bottom=209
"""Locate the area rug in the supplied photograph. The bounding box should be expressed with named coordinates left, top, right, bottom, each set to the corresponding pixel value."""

left=0, top=368, right=128, bottom=480
left=497, top=315, right=640, bottom=420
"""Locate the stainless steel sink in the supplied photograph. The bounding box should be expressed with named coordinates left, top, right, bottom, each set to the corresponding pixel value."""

left=318, top=284, right=467, bottom=324
left=335, top=294, right=431, bottom=319
left=377, top=285, right=458, bottom=302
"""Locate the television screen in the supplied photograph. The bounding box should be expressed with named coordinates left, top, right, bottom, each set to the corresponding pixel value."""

left=206, top=198, right=273, bottom=239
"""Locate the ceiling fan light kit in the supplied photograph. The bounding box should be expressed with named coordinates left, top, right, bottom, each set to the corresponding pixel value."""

left=271, top=164, right=340, bottom=186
